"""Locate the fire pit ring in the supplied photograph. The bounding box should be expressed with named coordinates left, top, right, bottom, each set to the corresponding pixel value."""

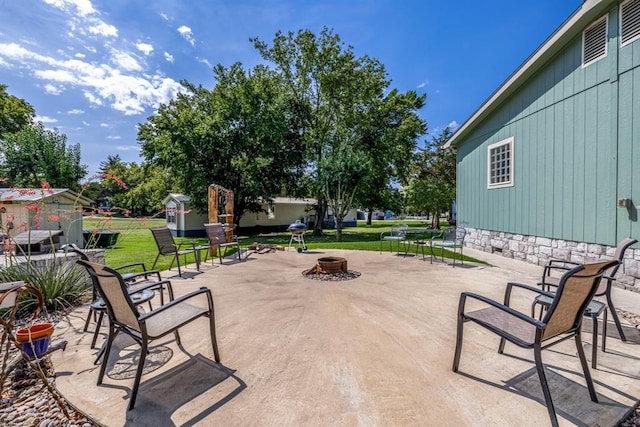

left=302, top=257, right=361, bottom=281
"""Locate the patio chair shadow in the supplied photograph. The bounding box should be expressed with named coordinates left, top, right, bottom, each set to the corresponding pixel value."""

left=123, top=355, right=245, bottom=426
left=164, top=270, right=203, bottom=280
left=457, top=364, right=626, bottom=426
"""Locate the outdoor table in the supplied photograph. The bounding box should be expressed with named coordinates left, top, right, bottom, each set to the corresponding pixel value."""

left=402, top=228, right=441, bottom=260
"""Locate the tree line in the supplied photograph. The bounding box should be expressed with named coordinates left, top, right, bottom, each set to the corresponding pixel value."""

left=0, top=28, right=456, bottom=239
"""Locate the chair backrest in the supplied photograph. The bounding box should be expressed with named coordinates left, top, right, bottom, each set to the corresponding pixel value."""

left=604, top=237, right=637, bottom=278
left=204, top=223, right=228, bottom=245
left=442, top=226, right=465, bottom=243
left=542, top=260, right=618, bottom=340
left=150, top=227, right=177, bottom=254
left=77, top=260, right=140, bottom=331
left=0, top=281, right=24, bottom=310
left=391, top=224, right=408, bottom=238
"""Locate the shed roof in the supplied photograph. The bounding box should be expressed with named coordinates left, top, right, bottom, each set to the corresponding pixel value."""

left=0, top=188, right=93, bottom=205
left=445, top=0, right=614, bottom=148
left=162, top=193, right=191, bottom=205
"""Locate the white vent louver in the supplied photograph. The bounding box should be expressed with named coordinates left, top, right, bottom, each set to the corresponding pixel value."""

left=583, top=16, right=608, bottom=66
left=621, top=0, right=640, bottom=46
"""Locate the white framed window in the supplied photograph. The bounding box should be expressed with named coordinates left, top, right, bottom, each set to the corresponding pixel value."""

left=582, top=15, right=608, bottom=67
left=166, top=207, right=176, bottom=224
left=487, top=137, right=514, bottom=189
left=621, top=0, right=640, bottom=47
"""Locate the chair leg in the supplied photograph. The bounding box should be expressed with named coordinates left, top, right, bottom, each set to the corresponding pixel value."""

left=591, top=314, right=598, bottom=369
left=601, top=307, right=608, bottom=353
left=210, top=312, right=220, bottom=363
left=574, top=332, right=598, bottom=403
left=174, top=254, right=182, bottom=277
left=83, top=307, right=94, bottom=332
left=498, top=337, right=507, bottom=354
left=533, top=345, right=559, bottom=427
left=97, top=323, right=116, bottom=385
left=605, top=292, right=627, bottom=342
left=452, top=313, right=465, bottom=372
left=91, top=311, right=104, bottom=349
left=128, top=338, right=148, bottom=410
left=151, top=253, right=161, bottom=271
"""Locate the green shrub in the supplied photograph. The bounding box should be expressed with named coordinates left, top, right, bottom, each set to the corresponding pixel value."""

left=0, top=261, right=91, bottom=316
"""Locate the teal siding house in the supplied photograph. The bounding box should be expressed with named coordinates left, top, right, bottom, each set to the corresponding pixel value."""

left=447, top=0, right=640, bottom=289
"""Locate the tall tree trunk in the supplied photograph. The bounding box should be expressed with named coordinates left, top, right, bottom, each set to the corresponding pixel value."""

left=313, top=197, right=326, bottom=236
left=336, top=216, right=343, bottom=242
left=431, top=209, right=441, bottom=229
left=366, top=207, right=373, bottom=225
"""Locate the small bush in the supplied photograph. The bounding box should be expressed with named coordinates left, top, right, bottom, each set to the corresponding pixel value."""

left=0, top=261, right=91, bottom=316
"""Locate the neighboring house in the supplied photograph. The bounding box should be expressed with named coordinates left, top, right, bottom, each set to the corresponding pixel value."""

left=239, top=197, right=358, bottom=233
left=0, top=188, right=93, bottom=249
left=162, top=194, right=208, bottom=237
left=164, top=194, right=358, bottom=236
left=446, top=0, right=640, bottom=290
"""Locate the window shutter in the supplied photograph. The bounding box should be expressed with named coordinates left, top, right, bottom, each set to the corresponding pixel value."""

left=583, top=16, right=608, bottom=66
left=621, top=0, right=640, bottom=46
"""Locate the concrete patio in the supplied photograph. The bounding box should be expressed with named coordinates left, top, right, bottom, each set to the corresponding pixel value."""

left=51, top=248, right=640, bottom=426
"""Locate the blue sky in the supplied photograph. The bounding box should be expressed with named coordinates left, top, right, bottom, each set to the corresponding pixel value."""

left=0, top=0, right=582, bottom=177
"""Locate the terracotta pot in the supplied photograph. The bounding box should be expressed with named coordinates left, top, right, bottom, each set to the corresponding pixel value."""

left=15, top=322, right=54, bottom=343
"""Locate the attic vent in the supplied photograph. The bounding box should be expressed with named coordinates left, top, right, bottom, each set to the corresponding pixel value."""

left=621, top=0, right=640, bottom=46
left=582, top=15, right=608, bottom=66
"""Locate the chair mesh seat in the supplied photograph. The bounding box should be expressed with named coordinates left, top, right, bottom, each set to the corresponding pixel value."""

left=145, top=301, right=209, bottom=338
left=466, top=306, right=536, bottom=344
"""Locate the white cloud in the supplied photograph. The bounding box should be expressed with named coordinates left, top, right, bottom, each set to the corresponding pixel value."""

left=44, top=0, right=96, bottom=17
left=417, top=82, right=426, bottom=88
left=160, top=12, right=169, bottom=21
left=100, top=123, right=109, bottom=127
left=107, top=135, right=121, bottom=140
left=83, top=90, right=102, bottom=106
left=44, top=84, right=63, bottom=95
left=198, top=57, right=212, bottom=68
left=67, top=109, right=84, bottom=115
left=88, top=21, right=118, bottom=37
left=75, top=52, right=86, bottom=59
left=0, top=41, right=183, bottom=116
left=82, top=120, right=90, bottom=126
left=111, top=49, right=142, bottom=72
left=136, top=42, right=153, bottom=56
left=178, top=25, right=195, bottom=47
left=164, top=52, right=174, bottom=63
left=447, top=120, right=460, bottom=130
left=36, top=115, right=58, bottom=124
left=116, top=145, right=140, bottom=151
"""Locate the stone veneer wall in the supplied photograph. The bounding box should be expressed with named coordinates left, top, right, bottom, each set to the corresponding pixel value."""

left=464, top=227, right=640, bottom=292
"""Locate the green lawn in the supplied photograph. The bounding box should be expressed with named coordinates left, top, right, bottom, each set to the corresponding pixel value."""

left=83, top=217, right=481, bottom=270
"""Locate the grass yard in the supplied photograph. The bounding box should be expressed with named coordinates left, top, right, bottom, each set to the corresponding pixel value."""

left=83, top=217, right=481, bottom=270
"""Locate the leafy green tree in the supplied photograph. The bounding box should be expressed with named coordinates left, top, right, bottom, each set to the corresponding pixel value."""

left=253, top=27, right=426, bottom=234
left=2, top=122, right=87, bottom=190
left=404, top=128, right=456, bottom=229
left=0, top=84, right=34, bottom=137
left=138, top=63, right=305, bottom=224
left=318, top=144, right=369, bottom=241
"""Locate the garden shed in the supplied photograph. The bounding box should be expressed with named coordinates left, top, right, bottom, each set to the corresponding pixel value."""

left=162, top=194, right=207, bottom=237
left=445, top=0, right=640, bottom=289
left=0, top=188, right=93, bottom=250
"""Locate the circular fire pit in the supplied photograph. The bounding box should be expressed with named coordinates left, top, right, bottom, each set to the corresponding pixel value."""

left=302, top=257, right=361, bottom=281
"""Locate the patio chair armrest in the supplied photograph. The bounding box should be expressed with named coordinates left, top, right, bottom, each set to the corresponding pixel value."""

left=429, top=232, right=444, bottom=242
left=114, top=262, right=148, bottom=272
left=177, top=241, right=197, bottom=251
left=128, top=278, right=173, bottom=295
left=459, top=291, right=545, bottom=328
left=504, top=281, right=555, bottom=306
left=139, top=287, right=212, bottom=321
